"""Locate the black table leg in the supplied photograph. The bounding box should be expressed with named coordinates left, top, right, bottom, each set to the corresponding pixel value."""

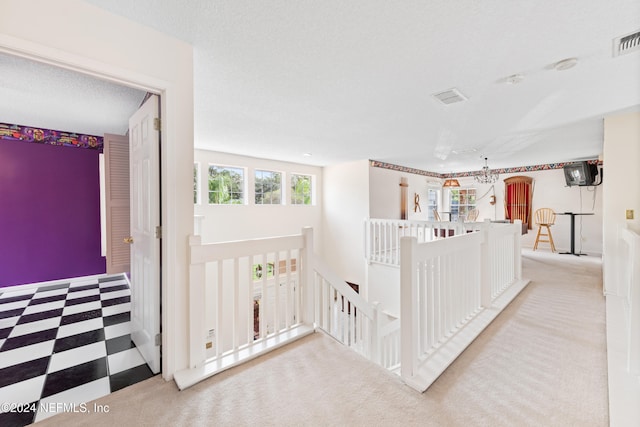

left=560, top=213, right=587, bottom=256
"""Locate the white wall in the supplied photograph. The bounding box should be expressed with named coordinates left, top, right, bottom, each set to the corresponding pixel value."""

left=194, top=150, right=323, bottom=247
left=369, top=166, right=440, bottom=221
left=0, top=0, right=195, bottom=379
left=322, top=160, right=370, bottom=293
left=603, top=112, right=640, bottom=295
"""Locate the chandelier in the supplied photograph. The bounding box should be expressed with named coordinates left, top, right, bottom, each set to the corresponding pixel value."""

left=474, top=157, right=499, bottom=184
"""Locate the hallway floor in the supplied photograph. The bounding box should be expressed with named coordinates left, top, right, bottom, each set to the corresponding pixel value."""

left=0, top=274, right=155, bottom=425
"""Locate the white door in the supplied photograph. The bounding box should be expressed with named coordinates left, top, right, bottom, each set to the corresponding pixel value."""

left=128, top=94, right=161, bottom=374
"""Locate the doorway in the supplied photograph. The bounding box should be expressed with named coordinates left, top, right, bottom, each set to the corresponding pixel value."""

left=0, top=53, right=163, bottom=425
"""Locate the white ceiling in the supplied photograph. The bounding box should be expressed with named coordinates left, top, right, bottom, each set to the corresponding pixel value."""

left=5, top=1, right=640, bottom=173
left=0, top=53, right=146, bottom=137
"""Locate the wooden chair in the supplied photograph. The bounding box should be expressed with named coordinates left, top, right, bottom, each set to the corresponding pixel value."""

left=466, top=209, right=479, bottom=222
left=432, top=209, right=453, bottom=237
left=533, top=208, right=556, bottom=251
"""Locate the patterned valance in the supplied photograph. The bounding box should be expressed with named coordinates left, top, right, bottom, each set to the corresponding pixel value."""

left=0, top=122, right=103, bottom=151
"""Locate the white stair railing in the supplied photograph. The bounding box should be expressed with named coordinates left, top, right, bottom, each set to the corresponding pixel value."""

left=176, top=222, right=525, bottom=392
left=400, top=221, right=527, bottom=392
left=176, top=227, right=400, bottom=390
left=379, top=317, right=401, bottom=370
left=313, top=256, right=381, bottom=362
left=365, top=218, right=484, bottom=266
left=312, top=255, right=403, bottom=370
left=174, top=229, right=315, bottom=390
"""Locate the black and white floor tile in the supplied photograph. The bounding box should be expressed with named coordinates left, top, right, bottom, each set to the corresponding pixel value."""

left=0, top=275, right=155, bottom=426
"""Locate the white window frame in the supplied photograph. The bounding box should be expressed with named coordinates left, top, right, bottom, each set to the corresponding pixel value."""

left=208, top=164, right=246, bottom=205
left=193, top=162, right=200, bottom=205
left=255, top=169, right=283, bottom=205
left=290, top=173, right=314, bottom=206
left=448, top=187, right=477, bottom=221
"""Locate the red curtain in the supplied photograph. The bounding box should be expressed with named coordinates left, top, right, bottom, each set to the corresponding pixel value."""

left=505, top=179, right=532, bottom=229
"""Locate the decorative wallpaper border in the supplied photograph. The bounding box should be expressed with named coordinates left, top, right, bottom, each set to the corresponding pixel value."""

left=369, top=160, right=442, bottom=178
left=370, top=159, right=601, bottom=178
left=0, top=122, right=103, bottom=151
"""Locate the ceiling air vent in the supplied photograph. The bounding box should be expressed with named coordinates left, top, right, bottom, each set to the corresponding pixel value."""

left=432, top=88, right=467, bottom=105
left=613, top=30, right=640, bottom=57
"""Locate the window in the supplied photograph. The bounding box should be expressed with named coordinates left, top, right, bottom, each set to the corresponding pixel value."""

left=255, top=170, right=282, bottom=205
left=208, top=165, right=244, bottom=204
left=449, top=188, right=476, bottom=221
left=426, top=189, right=439, bottom=221
left=291, top=174, right=312, bottom=205
left=193, top=163, right=200, bottom=204
left=253, top=262, right=275, bottom=280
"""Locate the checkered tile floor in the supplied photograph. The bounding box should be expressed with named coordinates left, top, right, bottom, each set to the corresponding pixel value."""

left=0, top=275, right=155, bottom=426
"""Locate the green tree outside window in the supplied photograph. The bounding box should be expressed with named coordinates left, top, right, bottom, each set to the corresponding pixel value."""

left=291, top=174, right=312, bottom=205
left=208, top=165, right=244, bottom=204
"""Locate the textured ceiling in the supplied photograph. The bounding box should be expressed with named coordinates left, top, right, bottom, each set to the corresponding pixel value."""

left=0, top=53, right=146, bottom=137
left=6, top=1, right=640, bottom=173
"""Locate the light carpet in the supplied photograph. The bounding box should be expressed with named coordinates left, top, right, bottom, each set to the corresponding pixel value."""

left=38, top=250, right=608, bottom=426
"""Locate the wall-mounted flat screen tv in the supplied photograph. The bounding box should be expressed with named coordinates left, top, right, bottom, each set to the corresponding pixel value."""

left=563, top=161, right=599, bottom=186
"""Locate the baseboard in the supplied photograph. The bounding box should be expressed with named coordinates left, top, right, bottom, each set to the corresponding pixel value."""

left=173, top=325, right=315, bottom=391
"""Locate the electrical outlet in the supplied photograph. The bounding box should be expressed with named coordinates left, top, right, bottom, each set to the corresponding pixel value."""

left=626, top=209, right=634, bottom=220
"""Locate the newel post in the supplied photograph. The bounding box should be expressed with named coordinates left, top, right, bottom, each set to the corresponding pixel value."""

left=480, top=222, right=492, bottom=308
left=371, top=301, right=381, bottom=364
left=400, top=236, right=418, bottom=381
left=513, top=220, right=523, bottom=281
left=302, top=227, right=315, bottom=327
left=188, top=235, right=206, bottom=369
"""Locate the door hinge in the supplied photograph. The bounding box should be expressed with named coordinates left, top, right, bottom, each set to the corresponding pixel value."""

left=155, top=225, right=162, bottom=239
left=153, top=117, right=161, bottom=131
left=155, top=333, right=162, bottom=346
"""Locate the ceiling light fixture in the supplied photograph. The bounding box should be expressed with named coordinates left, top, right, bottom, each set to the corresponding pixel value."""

left=442, top=178, right=460, bottom=188
left=474, top=157, right=499, bottom=184
left=553, top=57, right=578, bottom=71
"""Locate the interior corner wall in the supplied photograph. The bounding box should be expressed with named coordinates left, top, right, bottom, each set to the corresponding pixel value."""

left=603, top=112, right=640, bottom=295
left=0, top=0, right=195, bottom=379
left=321, top=159, right=369, bottom=293
left=369, top=166, right=438, bottom=221
left=0, top=140, right=105, bottom=287
left=194, top=150, right=323, bottom=248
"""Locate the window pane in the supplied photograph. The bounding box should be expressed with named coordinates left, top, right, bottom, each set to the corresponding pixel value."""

left=193, top=163, right=199, bottom=204
left=448, top=188, right=476, bottom=221
left=208, top=165, right=244, bottom=204
left=291, top=174, right=312, bottom=205
left=255, top=170, right=282, bottom=205
left=427, top=189, right=438, bottom=221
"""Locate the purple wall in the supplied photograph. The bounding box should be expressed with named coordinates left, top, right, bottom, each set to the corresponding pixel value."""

left=0, top=139, right=106, bottom=287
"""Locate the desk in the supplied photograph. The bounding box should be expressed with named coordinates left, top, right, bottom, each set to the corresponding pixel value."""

left=557, top=212, right=594, bottom=256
